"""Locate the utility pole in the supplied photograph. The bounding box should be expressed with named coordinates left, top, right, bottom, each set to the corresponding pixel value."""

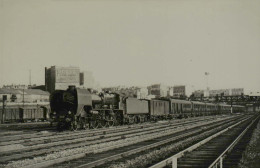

left=205, top=72, right=210, bottom=90
left=29, top=69, right=31, bottom=86
left=204, top=72, right=210, bottom=98
left=231, top=96, right=233, bottom=114
left=23, top=89, right=25, bottom=108
left=2, top=95, right=7, bottom=124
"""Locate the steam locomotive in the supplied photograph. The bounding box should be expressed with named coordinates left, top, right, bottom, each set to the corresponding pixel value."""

left=50, top=86, right=245, bottom=130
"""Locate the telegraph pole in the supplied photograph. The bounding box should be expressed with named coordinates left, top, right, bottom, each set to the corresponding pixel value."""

left=23, top=89, right=25, bottom=108
left=230, top=96, right=233, bottom=114
left=205, top=72, right=209, bottom=90
left=29, top=69, right=31, bottom=86
left=2, top=95, right=7, bottom=124
left=205, top=72, right=210, bottom=98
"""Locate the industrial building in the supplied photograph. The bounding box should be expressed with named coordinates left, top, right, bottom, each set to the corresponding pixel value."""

left=80, top=71, right=95, bottom=89
left=147, top=84, right=168, bottom=98
left=0, top=88, right=49, bottom=103
left=192, top=90, right=204, bottom=97
left=192, top=88, right=244, bottom=98
left=173, top=85, right=186, bottom=98
left=2, top=84, right=28, bottom=90
left=45, top=66, right=99, bottom=93
left=45, top=66, right=80, bottom=93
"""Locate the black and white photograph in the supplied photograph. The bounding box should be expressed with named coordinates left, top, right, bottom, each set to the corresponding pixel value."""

left=0, top=0, right=260, bottom=167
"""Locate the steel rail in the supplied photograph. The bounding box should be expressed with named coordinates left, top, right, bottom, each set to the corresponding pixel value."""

left=0, top=117, right=226, bottom=163
left=0, top=117, right=218, bottom=147
left=148, top=116, right=254, bottom=168
left=0, top=119, right=196, bottom=157
left=0, top=116, right=220, bottom=147
left=0, top=116, right=217, bottom=143
left=20, top=116, right=246, bottom=168
left=208, top=115, right=260, bottom=168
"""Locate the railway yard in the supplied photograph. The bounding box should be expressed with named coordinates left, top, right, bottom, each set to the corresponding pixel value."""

left=0, top=113, right=259, bottom=168
left=2, top=0, right=260, bottom=167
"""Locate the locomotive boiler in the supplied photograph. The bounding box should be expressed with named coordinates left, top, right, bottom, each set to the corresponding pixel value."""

left=50, top=86, right=122, bottom=130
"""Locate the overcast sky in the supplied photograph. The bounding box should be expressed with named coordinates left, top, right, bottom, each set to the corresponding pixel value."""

left=0, top=0, right=260, bottom=91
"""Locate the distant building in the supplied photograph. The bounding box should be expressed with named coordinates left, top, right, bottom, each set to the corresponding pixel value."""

left=147, top=84, right=168, bottom=98
left=30, top=85, right=46, bottom=91
left=192, top=90, right=204, bottom=98
left=245, top=90, right=260, bottom=96
left=102, top=86, right=120, bottom=93
left=173, top=85, right=186, bottom=98
left=102, top=86, right=148, bottom=99
left=208, top=88, right=244, bottom=97
left=80, top=71, right=95, bottom=89
left=45, top=66, right=80, bottom=93
left=168, top=87, right=174, bottom=97
left=2, top=84, right=28, bottom=90
left=192, top=88, right=244, bottom=98
left=230, top=88, right=244, bottom=96
left=136, top=87, right=148, bottom=99
left=209, top=89, right=230, bottom=97
left=0, top=88, right=49, bottom=103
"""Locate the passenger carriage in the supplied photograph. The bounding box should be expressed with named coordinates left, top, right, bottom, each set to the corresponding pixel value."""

left=149, top=99, right=170, bottom=120
left=218, top=104, right=231, bottom=114
left=170, top=99, right=192, bottom=118
left=206, top=103, right=218, bottom=115
left=191, top=101, right=206, bottom=116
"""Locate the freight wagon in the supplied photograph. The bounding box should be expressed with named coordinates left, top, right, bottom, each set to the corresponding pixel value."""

left=20, top=107, right=46, bottom=122
left=0, top=108, right=20, bottom=123
left=0, top=106, right=48, bottom=123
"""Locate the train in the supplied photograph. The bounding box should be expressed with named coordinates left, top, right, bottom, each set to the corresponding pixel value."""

left=0, top=105, right=48, bottom=123
left=49, top=86, right=246, bottom=130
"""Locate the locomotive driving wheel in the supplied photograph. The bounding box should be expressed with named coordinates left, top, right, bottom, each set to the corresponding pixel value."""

left=128, top=116, right=134, bottom=125
left=70, top=121, right=78, bottom=131
left=99, top=119, right=107, bottom=128
left=82, top=118, right=89, bottom=130
left=89, top=120, right=98, bottom=129
left=106, top=116, right=115, bottom=127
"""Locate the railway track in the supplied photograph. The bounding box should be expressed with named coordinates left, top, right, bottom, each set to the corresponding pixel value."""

left=0, top=116, right=217, bottom=143
left=2, top=114, right=248, bottom=168
left=148, top=113, right=259, bottom=168
left=222, top=118, right=259, bottom=168
left=0, top=122, right=54, bottom=132
left=51, top=115, right=249, bottom=168
left=0, top=116, right=219, bottom=150
left=0, top=116, right=225, bottom=165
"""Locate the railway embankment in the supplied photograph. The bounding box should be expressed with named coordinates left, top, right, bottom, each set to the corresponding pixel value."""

left=238, top=119, right=260, bottom=168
